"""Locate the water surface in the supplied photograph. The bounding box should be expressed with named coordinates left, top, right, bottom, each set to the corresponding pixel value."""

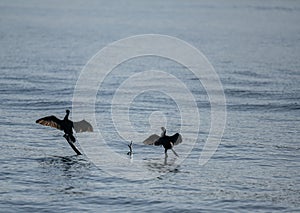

left=0, top=1, right=299, bottom=212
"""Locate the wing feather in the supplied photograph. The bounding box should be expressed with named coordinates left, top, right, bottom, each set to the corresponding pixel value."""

left=36, top=115, right=63, bottom=130
left=73, top=120, right=93, bottom=133
left=173, top=133, right=182, bottom=145
left=143, top=134, right=160, bottom=145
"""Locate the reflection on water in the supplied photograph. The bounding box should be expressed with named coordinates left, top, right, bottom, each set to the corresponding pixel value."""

left=37, top=155, right=91, bottom=178
left=35, top=155, right=93, bottom=197
left=145, top=156, right=180, bottom=175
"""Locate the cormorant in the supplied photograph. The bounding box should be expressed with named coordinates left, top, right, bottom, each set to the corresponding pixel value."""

left=127, top=141, right=133, bottom=156
left=36, top=109, right=93, bottom=143
left=143, top=127, right=182, bottom=157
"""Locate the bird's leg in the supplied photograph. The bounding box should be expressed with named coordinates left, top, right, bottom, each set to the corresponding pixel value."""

left=171, top=148, right=179, bottom=157
left=63, top=134, right=75, bottom=143
left=70, top=135, right=76, bottom=143
left=63, top=134, right=70, bottom=141
left=165, top=149, right=168, bottom=158
left=169, top=142, right=179, bottom=157
left=63, top=134, right=70, bottom=143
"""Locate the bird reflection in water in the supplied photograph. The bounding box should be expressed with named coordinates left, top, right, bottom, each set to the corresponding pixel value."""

left=145, top=155, right=180, bottom=175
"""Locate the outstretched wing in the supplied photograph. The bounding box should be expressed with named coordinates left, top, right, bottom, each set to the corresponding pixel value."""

left=143, top=134, right=160, bottom=145
left=36, top=115, right=63, bottom=130
left=173, top=133, right=182, bottom=146
left=73, top=120, right=93, bottom=133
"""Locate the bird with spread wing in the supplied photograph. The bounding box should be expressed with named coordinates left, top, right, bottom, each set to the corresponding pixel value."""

left=36, top=109, right=93, bottom=143
left=143, top=127, right=182, bottom=157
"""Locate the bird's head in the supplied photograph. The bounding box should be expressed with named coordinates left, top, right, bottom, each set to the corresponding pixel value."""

left=66, top=109, right=70, bottom=114
left=161, top=127, right=166, bottom=136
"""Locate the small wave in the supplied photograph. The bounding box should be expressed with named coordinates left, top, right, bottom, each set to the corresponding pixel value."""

left=227, top=102, right=300, bottom=112
left=248, top=5, right=298, bottom=12
left=274, top=145, right=300, bottom=151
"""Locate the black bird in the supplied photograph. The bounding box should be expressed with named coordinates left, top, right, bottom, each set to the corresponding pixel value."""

left=143, top=127, right=182, bottom=157
left=127, top=141, right=133, bottom=156
left=36, top=110, right=93, bottom=143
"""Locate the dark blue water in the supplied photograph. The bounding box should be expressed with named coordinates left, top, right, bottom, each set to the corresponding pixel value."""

left=1, top=1, right=299, bottom=212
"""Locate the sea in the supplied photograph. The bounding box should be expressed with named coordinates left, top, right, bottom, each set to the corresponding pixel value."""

left=0, top=0, right=299, bottom=212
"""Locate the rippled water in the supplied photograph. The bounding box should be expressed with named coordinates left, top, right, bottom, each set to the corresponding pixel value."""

left=1, top=1, right=299, bottom=212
